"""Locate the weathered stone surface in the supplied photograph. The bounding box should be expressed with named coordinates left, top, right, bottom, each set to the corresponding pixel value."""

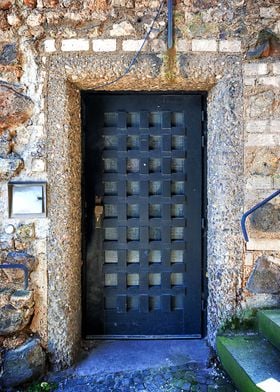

left=0, top=12, right=9, bottom=30
left=10, top=289, right=34, bottom=309
left=111, top=0, right=134, bottom=7
left=246, top=256, right=280, bottom=294
left=247, top=91, right=275, bottom=119
left=0, top=82, right=33, bottom=131
left=3, top=332, right=28, bottom=349
left=6, top=251, right=37, bottom=271
left=26, top=12, right=45, bottom=28
left=246, top=29, right=280, bottom=59
left=110, top=21, right=136, bottom=36
left=16, top=223, right=35, bottom=241
left=0, top=304, right=33, bottom=335
left=45, top=0, right=59, bottom=7
left=0, top=0, right=13, bottom=10
left=7, top=12, right=21, bottom=27
left=85, top=0, right=108, bottom=11
left=0, top=154, right=24, bottom=181
left=23, top=0, right=37, bottom=7
left=0, top=44, right=17, bottom=65
left=3, top=252, right=37, bottom=288
left=0, top=130, right=12, bottom=156
left=0, top=288, right=11, bottom=306
left=248, top=148, right=279, bottom=176
left=0, top=238, right=14, bottom=250
left=1, top=338, right=46, bottom=388
left=250, top=203, right=280, bottom=232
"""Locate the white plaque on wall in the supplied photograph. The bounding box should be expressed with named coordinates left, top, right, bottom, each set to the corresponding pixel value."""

left=9, top=182, right=47, bottom=218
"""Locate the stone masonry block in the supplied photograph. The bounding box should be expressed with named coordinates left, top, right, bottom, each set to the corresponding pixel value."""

left=271, top=120, right=280, bottom=133
left=92, top=39, right=116, bottom=52
left=272, top=63, right=280, bottom=74
left=1, top=338, right=46, bottom=388
left=0, top=288, right=11, bottom=307
left=0, top=305, right=33, bottom=335
left=260, top=7, right=278, bottom=19
left=245, top=252, right=253, bottom=266
left=245, top=121, right=269, bottom=133
left=0, top=155, right=24, bottom=181
left=6, top=251, right=37, bottom=272
left=111, top=0, right=134, bottom=6
left=44, top=39, right=56, bottom=53
left=0, top=82, right=34, bottom=131
left=109, top=21, right=135, bottom=36
left=246, top=256, right=280, bottom=294
left=2, top=252, right=37, bottom=289
left=247, top=91, right=274, bottom=118
left=246, top=175, right=272, bottom=189
left=274, top=174, right=280, bottom=188
left=247, top=148, right=279, bottom=176
left=61, top=39, right=89, bottom=52
left=0, top=1, right=13, bottom=11
left=0, top=43, right=17, bottom=65
left=0, top=239, right=14, bottom=250
left=244, top=77, right=256, bottom=86
left=219, top=40, right=241, bottom=53
left=247, top=239, right=280, bottom=251
left=250, top=202, right=280, bottom=232
left=191, top=39, right=217, bottom=52
left=150, top=39, right=167, bottom=52
left=0, top=129, right=12, bottom=156
left=246, top=134, right=280, bottom=147
left=16, top=224, right=35, bottom=240
left=10, top=290, right=34, bottom=309
left=176, top=39, right=191, bottom=52
left=122, top=39, right=146, bottom=51
left=31, top=158, right=46, bottom=172
left=243, top=63, right=268, bottom=76
left=258, top=76, right=280, bottom=88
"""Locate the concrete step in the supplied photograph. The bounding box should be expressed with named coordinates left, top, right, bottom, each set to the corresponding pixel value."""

left=217, top=335, right=280, bottom=392
left=258, top=309, right=280, bottom=351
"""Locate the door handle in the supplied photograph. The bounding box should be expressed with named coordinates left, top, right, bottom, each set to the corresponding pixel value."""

left=94, top=196, right=104, bottom=228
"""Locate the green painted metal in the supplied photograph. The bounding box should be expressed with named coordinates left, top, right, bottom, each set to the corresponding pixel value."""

left=217, top=335, right=280, bottom=392
left=258, top=309, right=280, bottom=351
left=217, top=336, right=261, bottom=392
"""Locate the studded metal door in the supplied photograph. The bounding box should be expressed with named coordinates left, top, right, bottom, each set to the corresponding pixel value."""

left=82, top=93, right=204, bottom=338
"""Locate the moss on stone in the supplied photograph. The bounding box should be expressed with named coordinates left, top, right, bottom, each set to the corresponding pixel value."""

left=218, top=309, right=258, bottom=334
left=217, top=335, right=280, bottom=392
left=217, top=337, right=262, bottom=392
left=258, top=309, right=280, bottom=351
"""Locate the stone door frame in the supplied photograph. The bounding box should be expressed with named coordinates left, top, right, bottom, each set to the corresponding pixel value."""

left=46, top=53, right=244, bottom=368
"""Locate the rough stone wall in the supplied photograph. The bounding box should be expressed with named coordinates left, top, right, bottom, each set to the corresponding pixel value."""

left=241, top=61, right=280, bottom=310
left=0, top=0, right=279, bottom=370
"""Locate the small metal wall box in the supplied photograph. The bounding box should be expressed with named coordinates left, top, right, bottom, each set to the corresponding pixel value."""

left=8, top=182, right=47, bottom=218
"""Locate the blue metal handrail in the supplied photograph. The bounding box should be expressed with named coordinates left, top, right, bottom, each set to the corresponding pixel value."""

left=241, top=189, right=280, bottom=242
left=167, top=0, right=173, bottom=49
left=0, top=263, right=29, bottom=290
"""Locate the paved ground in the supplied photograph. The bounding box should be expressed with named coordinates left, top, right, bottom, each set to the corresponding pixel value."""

left=42, top=340, right=236, bottom=392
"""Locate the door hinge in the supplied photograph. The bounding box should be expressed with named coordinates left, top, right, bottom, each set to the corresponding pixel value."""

left=201, top=135, right=205, bottom=148
left=201, top=217, right=206, bottom=230
left=201, top=110, right=205, bottom=122
left=201, top=299, right=207, bottom=311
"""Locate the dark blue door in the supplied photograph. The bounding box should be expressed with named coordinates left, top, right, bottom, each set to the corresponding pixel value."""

left=83, top=93, right=204, bottom=337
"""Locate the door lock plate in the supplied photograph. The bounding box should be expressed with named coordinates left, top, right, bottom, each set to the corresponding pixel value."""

left=94, top=205, right=104, bottom=228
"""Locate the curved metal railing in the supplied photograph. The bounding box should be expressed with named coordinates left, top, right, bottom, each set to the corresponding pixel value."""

left=241, top=189, right=280, bottom=242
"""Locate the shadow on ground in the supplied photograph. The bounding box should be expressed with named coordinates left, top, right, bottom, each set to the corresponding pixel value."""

left=31, top=340, right=236, bottom=391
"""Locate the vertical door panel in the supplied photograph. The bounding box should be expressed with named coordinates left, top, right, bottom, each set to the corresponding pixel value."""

left=83, top=94, right=203, bottom=337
